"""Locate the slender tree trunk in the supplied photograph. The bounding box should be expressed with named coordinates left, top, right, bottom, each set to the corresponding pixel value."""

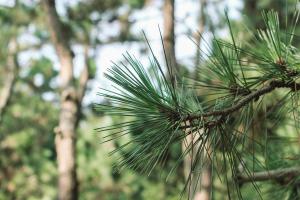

left=182, top=134, right=199, bottom=199
left=163, top=0, right=190, bottom=186
left=194, top=157, right=211, bottom=200
left=244, top=0, right=260, bottom=28
left=193, top=1, right=212, bottom=200
left=0, top=39, right=18, bottom=123
left=162, top=1, right=212, bottom=198
left=42, top=1, right=90, bottom=199
left=42, top=0, right=73, bottom=88
left=194, top=0, right=206, bottom=71
left=183, top=132, right=211, bottom=200
left=43, top=1, right=77, bottom=199
left=163, top=0, right=178, bottom=75
left=183, top=0, right=211, bottom=199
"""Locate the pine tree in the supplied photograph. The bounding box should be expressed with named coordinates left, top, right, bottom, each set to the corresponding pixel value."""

left=97, top=8, right=300, bottom=200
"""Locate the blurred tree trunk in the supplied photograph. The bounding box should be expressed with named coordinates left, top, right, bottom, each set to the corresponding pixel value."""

left=244, top=0, right=291, bottom=29
left=183, top=134, right=211, bottom=200
left=162, top=0, right=212, bottom=198
left=194, top=1, right=211, bottom=200
left=194, top=153, right=211, bottom=200
left=244, top=0, right=260, bottom=28
left=163, top=0, right=177, bottom=75
left=194, top=0, right=206, bottom=72
left=244, top=0, right=257, bottom=15
left=185, top=0, right=211, bottom=199
left=42, top=1, right=90, bottom=200
left=0, top=39, right=18, bottom=123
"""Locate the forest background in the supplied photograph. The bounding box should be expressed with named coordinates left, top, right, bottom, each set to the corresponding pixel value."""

left=0, top=0, right=299, bottom=200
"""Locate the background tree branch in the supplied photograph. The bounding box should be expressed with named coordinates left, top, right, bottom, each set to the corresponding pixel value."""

left=77, top=45, right=90, bottom=103
left=42, top=0, right=73, bottom=88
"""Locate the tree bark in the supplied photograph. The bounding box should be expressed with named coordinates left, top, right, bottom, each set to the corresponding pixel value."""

left=163, top=0, right=178, bottom=75
left=77, top=46, right=90, bottom=103
left=194, top=0, right=206, bottom=71
left=42, top=0, right=73, bottom=89
left=0, top=39, right=18, bottom=123
left=42, top=1, right=91, bottom=200
left=194, top=0, right=212, bottom=198
left=184, top=1, right=211, bottom=199
left=183, top=133, right=211, bottom=200
left=163, top=1, right=212, bottom=198
left=194, top=161, right=211, bottom=200
left=237, top=166, right=300, bottom=184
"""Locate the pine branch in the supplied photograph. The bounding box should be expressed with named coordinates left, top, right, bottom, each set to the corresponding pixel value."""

left=237, top=166, right=300, bottom=183
left=97, top=9, right=300, bottom=199
left=186, top=79, right=300, bottom=122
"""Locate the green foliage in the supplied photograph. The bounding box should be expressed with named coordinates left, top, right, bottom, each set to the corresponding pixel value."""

left=98, top=9, right=300, bottom=199
left=23, top=57, right=58, bottom=92
left=96, top=52, right=199, bottom=174
left=0, top=92, right=58, bottom=199
left=1, top=0, right=299, bottom=199
left=88, top=58, right=97, bottom=79
left=0, top=1, right=179, bottom=200
left=128, top=0, right=145, bottom=8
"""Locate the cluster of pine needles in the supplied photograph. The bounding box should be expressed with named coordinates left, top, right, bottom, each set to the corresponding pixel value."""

left=95, top=9, right=300, bottom=199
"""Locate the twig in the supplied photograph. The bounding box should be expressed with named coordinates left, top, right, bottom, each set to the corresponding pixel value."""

left=185, top=80, right=300, bottom=121
left=237, top=166, right=300, bottom=183
left=180, top=118, right=224, bottom=130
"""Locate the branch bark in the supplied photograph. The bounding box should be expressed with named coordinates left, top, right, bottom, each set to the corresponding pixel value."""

left=77, top=45, right=89, bottom=103
left=237, top=166, right=300, bottom=184
left=42, top=0, right=73, bottom=88
left=186, top=80, right=300, bottom=121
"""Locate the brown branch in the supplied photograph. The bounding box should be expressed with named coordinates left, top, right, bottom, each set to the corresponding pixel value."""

left=186, top=80, right=300, bottom=121
left=237, top=166, right=300, bottom=184
left=180, top=118, right=224, bottom=130
left=42, top=0, right=73, bottom=88
left=77, top=45, right=89, bottom=102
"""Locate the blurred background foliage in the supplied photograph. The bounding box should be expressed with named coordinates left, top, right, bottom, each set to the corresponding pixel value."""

left=0, top=0, right=299, bottom=200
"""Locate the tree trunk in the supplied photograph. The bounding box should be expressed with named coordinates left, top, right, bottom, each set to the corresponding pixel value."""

left=194, top=0, right=206, bottom=71
left=42, top=0, right=73, bottom=89
left=183, top=133, right=211, bottom=200
left=0, top=39, right=18, bottom=123
left=163, top=0, right=178, bottom=75
left=54, top=88, right=79, bottom=200
left=194, top=161, right=211, bottom=200
left=162, top=1, right=212, bottom=198
left=42, top=1, right=90, bottom=199
left=193, top=1, right=212, bottom=199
